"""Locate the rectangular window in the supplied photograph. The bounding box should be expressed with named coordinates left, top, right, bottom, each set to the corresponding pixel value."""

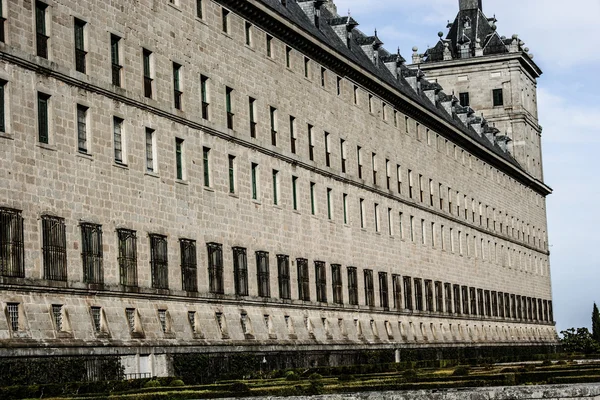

left=357, top=146, right=363, bottom=179
left=180, top=239, right=197, bottom=292
left=36, top=1, right=49, bottom=58
left=202, top=147, right=210, bottom=187
left=320, top=67, right=326, bottom=87
left=385, top=160, right=391, bottom=190
left=310, top=182, right=316, bottom=215
left=315, top=261, right=326, bottom=303
left=143, top=49, right=153, bottom=98
left=392, top=275, right=402, bottom=310
left=340, top=139, right=347, bottom=173
left=364, top=269, right=374, bottom=307
left=368, top=94, right=373, bottom=113
left=270, top=106, right=277, bottom=146
left=408, top=170, right=413, bottom=198
left=221, top=8, right=229, bottom=33
left=233, top=247, right=248, bottom=296
left=251, top=163, right=259, bottom=200
left=111, top=34, right=122, bottom=87
left=91, top=306, right=102, bottom=333
left=175, top=138, right=184, bottom=180
left=38, top=92, right=50, bottom=144
left=399, top=212, right=404, bottom=239
left=336, top=76, right=341, bottom=95
left=196, top=0, right=203, bottom=19
left=493, top=88, right=504, bottom=107
left=244, top=22, right=252, bottom=46
left=113, top=117, right=124, bottom=164
left=52, top=304, right=63, bottom=331
left=149, top=234, right=168, bottom=289
left=308, top=124, right=314, bottom=161
left=117, top=229, right=137, bottom=287
left=228, top=155, right=236, bottom=194
left=372, top=153, right=377, bottom=185
left=324, top=132, right=331, bottom=167
left=226, top=87, right=234, bottom=129
left=76, top=105, right=88, bottom=152
left=201, top=75, right=209, bottom=120
left=347, top=267, right=358, bottom=305
left=145, top=128, right=155, bottom=173
left=285, top=46, right=291, bottom=68
left=0, top=80, right=5, bottom=132
left=379, top=272, right=389, bottom=310
left=173, top=63, right=182, bottom=110
left=289, top=116, right=296, bottom=153
left=266, top=34, right=273, bottom=57
left=297, top=258, right=310, bottom=301
left=207, top=243, right=224, bottom=294
left=42, top=215, right=67, bottom=281
left=418, top=174, right=424, bottom=202
left=410, top=216, right=414, bottom=242
left=248, top=97, right=256, bottom=138
left=81, top=223, right=103, bottom=284
left=421, top=219, right=426, bottom=244
left=414, top=279, right=423, bottom=311
left=0, top=208, right=25, bottom=278
left=343, top=193, right=348, bottom=224
left=470, top=287, right=477, bottom=315
left=292, top=176, right=298, bottom=210
left=453, top=284, right=461, bottom=314
left=326, top=188, right=332, bottom=220
left=388, top=208, right=393, bottom=236
left=374, top=203, right=380, bottom=232
left=74, top=19, right=87, bottom=73
left=459, top=92, right=470, bottom=107
left=304, top=56, right=309, bottom=78
left=353, top=85, right=358, bottom=104
left=444, top=283, right=452, bottom=313
left=425, top=280, right=434, bottom=312
left=277, top=255, right=290, bottom=299
left=331, top=264, right=342, bottom=305
left=359, top=199, right=365, bottom=228
left=272, top=170, right=279, bottom=205
left=256, top=251, right=270, bottom=298
left=403, top=276, right=413, bottom=310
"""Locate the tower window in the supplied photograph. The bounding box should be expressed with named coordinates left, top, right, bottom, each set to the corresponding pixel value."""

left=459, top=92, right=470, bottom=107
left=493, top=88, right=504, bottom=106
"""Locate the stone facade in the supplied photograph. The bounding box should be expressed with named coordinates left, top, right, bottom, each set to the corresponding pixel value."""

left=0, top=0, right=555, bottom=377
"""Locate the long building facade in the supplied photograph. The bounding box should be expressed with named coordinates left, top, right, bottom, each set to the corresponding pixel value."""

left=0, top=0, right=555, bottom=377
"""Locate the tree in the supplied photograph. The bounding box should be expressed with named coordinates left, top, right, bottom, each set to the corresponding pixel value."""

left=593, top=303, right=600, bottom=344
left=560, top=327, right=600, bottom=354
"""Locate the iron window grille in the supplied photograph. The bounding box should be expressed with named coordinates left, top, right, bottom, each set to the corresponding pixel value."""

left=414, top=279, right=423, bottom=311
left=74, top=19, right=87, bottom=73
left=256, top=251, right=270, bottom=298
left=149, top=234, right=168, bottom=290
left=277, top=255, right=290, bottom=300
left=91, top=306, right=102, bottom=333
left=347, top=267, right=358, bottom=306
left=117, top=229, right=137, bottom=287
left=392, top=274, right=402, bottom=310
left=77, top=105, right=88, bottom=153
left=42, top=215, right=67, bottom=281
left=81, top=223, right=103, bottom=284
left=7, top=303, right=19, bottom=331
left=364, top=269, right=374, bottom=307
left=297, top=258, right=310, bottom=301
left=331, top=264, right=343, bottom=305
left=315, top=261, right=326, bottom=303
left=233, top=247, right=248, bottom=296
left=35, top=1, right=49, bottom=58
left=403, top=276, right=413, bottom=311
left=180, top=239, right=197, bottom=292
left=158, top=310, right=167, bottom=333
left=125, top=308, right=136, bottom=332
left=188, top=311, right=196, bottom=333
left=111, top=35, right=122, bottom=87
left=143, top=49, right=153, bottom=98
left=379, top=272, right=389, bottom=310
left=0, top=208, right=25, bottom=278
left=424, top=280, right=434, bottom=312
left=52, top=304, right=63, bottom=331
left=207, top=243, right=224, bottom=294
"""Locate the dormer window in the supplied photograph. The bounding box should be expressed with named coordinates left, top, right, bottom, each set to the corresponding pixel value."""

left=460, top=44, right=471, bottom=59
left=463, top=17, right=471, bottom=29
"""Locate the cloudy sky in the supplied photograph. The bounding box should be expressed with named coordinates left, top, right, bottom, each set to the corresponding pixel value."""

left=334, top=0, right=600, bottom=333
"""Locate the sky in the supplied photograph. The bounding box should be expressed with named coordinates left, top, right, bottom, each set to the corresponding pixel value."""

left=333, top=0, right=600, bottom=334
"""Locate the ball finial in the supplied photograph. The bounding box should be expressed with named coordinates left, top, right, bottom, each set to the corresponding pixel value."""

left=438, top=31, right=444, bottom=38
left=412, top=46, right=418, bottom=52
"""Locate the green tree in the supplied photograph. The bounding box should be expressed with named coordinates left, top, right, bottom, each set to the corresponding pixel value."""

left=593, top=303, right=600, bottom=344
left=560, top=327, right=600, bottom=354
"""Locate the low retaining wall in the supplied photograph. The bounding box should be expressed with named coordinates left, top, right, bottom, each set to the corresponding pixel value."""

left=223, top=384, right=600, bottom=399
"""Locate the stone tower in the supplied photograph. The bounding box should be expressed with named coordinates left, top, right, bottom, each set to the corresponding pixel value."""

left=411, top=0, right=544, bottom=181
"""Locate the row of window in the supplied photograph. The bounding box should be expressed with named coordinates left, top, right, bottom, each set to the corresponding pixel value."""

left=458, top=89, right=504, bottom=109
left=0, top=208, right=552, bottom=323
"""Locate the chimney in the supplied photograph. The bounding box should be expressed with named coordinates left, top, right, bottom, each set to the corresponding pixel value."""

left=459, top=0, right=482, bottom=11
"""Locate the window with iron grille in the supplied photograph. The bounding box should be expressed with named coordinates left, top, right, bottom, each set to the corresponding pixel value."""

left=173, top=63, right=182, bottom=110
left=113, top=117, right=124, bottom=164
left=117, top=229, right=137, bottom=287
left=444, top=283, right=452, bottom=313
left=207, top=243, right=223, bottom=294
left=233, top=247, right=248, bottom=296
left=315, top=261, right=326, bottom=303
left=364, top=269, right=374, bottom=307
left=158, top=309, right=167, bottom=333
left=414, top=278, right=423, bottom=311
left=42, top=215, right=67, bottom=281
left=38, top=92, right=50, bottom=144
left=435, top=281, right=443, bottom=312
left=403, top=276, right=413, bottom=310
left=74, top=19, right=87, bottom=73
left=347, top=267, right=358, bottom=306
left=7, top=303, right=19, bottom=332
left=180, top=239, right=197, bottom=292
left=188, top=311, right=196, bottom=333
left=0, top=80, right=6, bottom=132
left=111, top=34, right=122, bottom=86
left=35, top=1, right=48, bottom=58
left=81, top=223, right=103, bottom=284
left=331, top=264, right=342, bottom=305
left=493, top=88, right=504, bottom=107
left=379, top=272, right=389, bottom=310
left=125, top=308, right=136, bottom=332
left=77, top=104, right=88, bottom=153
left=0, top=208, right=25, bottom=278
left=256, top=251, right=270, bottom=298
left=149, top=234, right=168, bottom=290
left=459, top=92, right=470, bottom=107
left=201, top=75, right=209, bottom=119
left=143, top=49, right=153, bottom=98
left=277, top=254, right=290, bottom=300
left=392, top=274, right=402, bottom=310
left=91, top=306, right=102, bottom=333
left=470, top=287, right=477, bottom=315
left=52, top=304, right=63, bottom=331
left=297, top=258, right=310, bottom=301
